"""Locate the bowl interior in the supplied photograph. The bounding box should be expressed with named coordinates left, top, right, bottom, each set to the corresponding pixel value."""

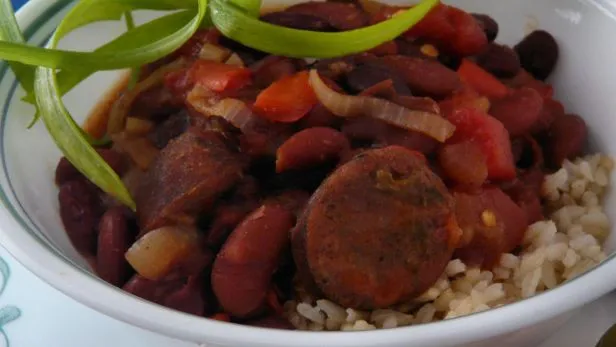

left=0, top=0, right=615, bottom=336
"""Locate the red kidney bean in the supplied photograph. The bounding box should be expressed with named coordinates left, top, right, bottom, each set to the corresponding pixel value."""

left=122, top=274, right=185, bottom=304
left=211, top=204, right=296, bottom=318
left=545, top=114, right=588, bottom=167
left=96, top=207, right=134, bottom=287
left=148, top=110, right=192, bottom=149
left=163, top=276, right=207, bottom=316
left=504, top=183, right=543, bottom=225
left=250, top=56, right=300, bottom=88
left=489, top=87, right=544, bottom=137
left=298, top=104, right=341, bottom=129
left=344, top=62, right=411, bottom=95
left=205, top=202, right=260, bottom=250
left=531, top=97, right=565, bottom=134
left=261, top=12, right=334, bottom=31
left=511, top=135, right=544, bottom=171
left=472, top=13, right=498, bottom=42
left=475, top=43, right=521, bottom=78
left=55, top=149, right=127, bottom=186
left=367, top=40, right=398, bottom=56
left=58, top=180, right=103, bottom=255
left=284, top=1, right=368, bottom=31
left=276, top=127, right=350, bottom=173
left=380, top=55, right=461, bottom=98
left=515, top=30, right=559, bottom=81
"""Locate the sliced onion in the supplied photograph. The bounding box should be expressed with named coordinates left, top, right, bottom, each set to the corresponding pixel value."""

left=225, top=53, right=244, bottom=67
left=125, top=117, right=154, bottom=135
left=111, top=133, right=159, bottom=170
left=198, top=43, right=232, bottom=62
left=125, top=226, right=202, bottom=281
left=308, top=69, right=455, bottom=142
left=187, top=86, right=255, bottom=132
left=107, top=58, right=189, bottom=135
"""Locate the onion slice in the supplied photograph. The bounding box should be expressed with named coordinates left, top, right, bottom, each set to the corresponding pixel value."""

left=187, top=86, right=255, bottom=132
left=308, top=69, right=455, bottom=142
left=107, top=58, right=189, bottom=135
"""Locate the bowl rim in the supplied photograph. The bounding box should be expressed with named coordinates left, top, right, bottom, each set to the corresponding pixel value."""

left=1, top=0, right=616, bottom=345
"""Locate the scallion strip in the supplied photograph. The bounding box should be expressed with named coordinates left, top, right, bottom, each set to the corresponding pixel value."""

left=30, top=0, right=208, bottom=209
left=0, top=0, right=34, bottom=93
left=210, top=0, right=438, bottom=58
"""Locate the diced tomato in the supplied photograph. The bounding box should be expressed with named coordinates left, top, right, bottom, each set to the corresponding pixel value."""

left=189, top=60, right=252, bottom=93
left=404, top=3, right=487, bottom=56
left=447, top=107, right=516, bottom=181
left=164, top=68, right=194, bottom=99
left=405, top=3, right=455, bottom=42
left=439, top=85, right=490, bottom=117
left=453, top=187, right=528, bottom=269
left=457, top=59, right=509, bottom=99
left=253, top=71, right=318, bottom=123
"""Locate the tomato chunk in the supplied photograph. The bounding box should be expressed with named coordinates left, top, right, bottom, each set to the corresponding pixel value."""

left=457, top=59, right=509, bottom=99
left=253, top=71, right=318, bottom=123
left=189, top=60, right=252, bottom=93
left=453, top=187, right=528, bottom=269
left=447, top=107, right=516, bottom=181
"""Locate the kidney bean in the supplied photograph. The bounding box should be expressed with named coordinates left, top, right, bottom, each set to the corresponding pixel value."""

left=59, top=181, right=103, bottom=255
left=367, top=40, right=398, bottom=56
left=511, top=135, right=544, bottom=171
left=489, top=87, right=544, bottom=137
left=344, top=62, right=411, bottom=95
left=250, top=56, right=299, bottom=88
left=122, top=274, right=185, bottom=304
left=438, top=141, right=488, bottom=188
left=284, top=1, right=368, bottom=30
left=475, top=43, right=521, bottom=78
left=261, top=12, right=334, bottom=31
left=96, top=207, right=134, bottom=286
left=218, top=37, right=267, bottom=66
left=212, top=204, right=296, bottom=318
left=56, top=149, right=127, bottom=186
left=531, top=98, right=565, bottom=134
left=298, top=104, right=341, bottom=129
left=313, top=53, right=377, bottom=80
left=472, top=13, right=498, bottom=42
left=515, top=30, right=559, bottom=81
left=163, top=276, right=207, bottom=316
left=380, top=55, right=461, bottom=98
left=503, top=183, right=544, bottom=225
left=206, top=202, right=260, bottom=250
left=132, top=86, right=183, bottom=120
left=276, top=127, right=350, bottom=173
left=545, top=114, right=588, bottom=167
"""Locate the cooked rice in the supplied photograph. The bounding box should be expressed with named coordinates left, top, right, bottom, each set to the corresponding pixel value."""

left=285, top=153, right=613, bottom=331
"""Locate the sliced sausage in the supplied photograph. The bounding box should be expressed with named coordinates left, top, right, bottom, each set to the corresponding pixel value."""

left=453, top=187, right=528, bottom=269
left=293, top=146, right=460, bottom=309
left=148, top=110, right=191, bottom=149
left=212, top=204, right=296, bottom=318
left=97, top=207, right=134, bottom=286
left=136, top=128, right=244, bottom=231
left=380, top=55, right=461, bottom=98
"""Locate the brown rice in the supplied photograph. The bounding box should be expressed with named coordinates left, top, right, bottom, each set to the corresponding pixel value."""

left=284, top=153, right=613, bottom=331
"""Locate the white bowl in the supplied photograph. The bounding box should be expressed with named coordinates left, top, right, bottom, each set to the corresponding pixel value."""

left=1, top=0, right=616, bottom=346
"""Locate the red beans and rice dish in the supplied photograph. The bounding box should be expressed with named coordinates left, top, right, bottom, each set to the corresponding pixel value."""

left=55, top=0, right=613, bottom=330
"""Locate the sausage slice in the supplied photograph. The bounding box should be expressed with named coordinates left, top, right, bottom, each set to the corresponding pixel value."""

left=292, top=146, right=460, bottom=310
left=136, top=128, right=244, bottom=231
